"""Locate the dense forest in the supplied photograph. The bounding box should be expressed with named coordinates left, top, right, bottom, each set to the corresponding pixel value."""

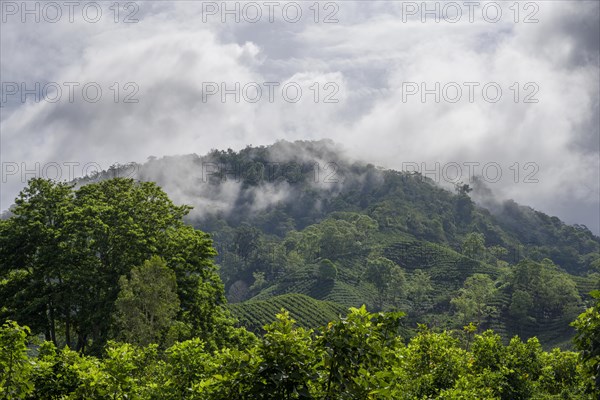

left=1, top=140, right=599, bottom=398
left=120, top=140, right=598, bottom=346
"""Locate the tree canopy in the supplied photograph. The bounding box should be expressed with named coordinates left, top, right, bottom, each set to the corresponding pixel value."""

left=0, top=178, right=234, bottom=353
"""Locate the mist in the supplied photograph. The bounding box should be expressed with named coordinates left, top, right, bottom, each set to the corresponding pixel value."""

left=1, top=1, right=598, bottom=234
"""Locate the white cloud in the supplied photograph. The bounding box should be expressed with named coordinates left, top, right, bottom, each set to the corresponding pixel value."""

left=1, top=1, right=598, bottom=233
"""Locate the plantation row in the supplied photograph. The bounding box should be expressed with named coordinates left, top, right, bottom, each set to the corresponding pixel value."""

left=384, top=241, right=481, bottom=286
left=228, top=294, right=347, bottom=333
left=252, top=278, right=373, bottom=309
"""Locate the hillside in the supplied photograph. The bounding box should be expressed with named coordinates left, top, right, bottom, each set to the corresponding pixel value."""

left=72, top=140, right=600, bottom=346
left=228, top=293, right=347, bottom=334
left=2, top=170, right=598, bottom=399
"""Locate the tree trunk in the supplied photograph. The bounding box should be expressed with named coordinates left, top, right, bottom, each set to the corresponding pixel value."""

left=48, top=302, right=57, bottom=346
left=65, top=307, right=71, bottom=348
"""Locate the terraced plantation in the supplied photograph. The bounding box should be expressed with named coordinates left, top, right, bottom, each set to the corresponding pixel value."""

left=228, top=293, right=347, bottom=333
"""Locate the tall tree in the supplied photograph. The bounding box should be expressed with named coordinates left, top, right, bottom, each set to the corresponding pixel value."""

left=511, top=259, right=581, bottom=322
left=364, top=256, right=406, bottom=310
left=0, top=178, right=231, bottom=353
left=451, top=273, right=497, bottom=327
left=461, top=232, right=486, bottom=261
left=407, top=269, right=434, bottom=317
left=114, top=256, right=180, bottom=348
left=0, top=179, right=74, bottom=346
left=317, top=259, right=338, bottom=282
left=232, top=224, right=261, bottom=268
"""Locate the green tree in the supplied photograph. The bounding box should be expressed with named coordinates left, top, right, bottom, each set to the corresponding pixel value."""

left=398, top=325, right=469, bottom=399
left=232, top=224, right=261, bottom=268
left=470, top=330, right=545, bottom=400
left=0, top=309, right=597, bottom=399
left=318, top=306, right=404, bottom=399
left=406, top=269, right=433, bottom=316
left=249, top=271, right=267, bottom=292
left=511, top=259, right=581, bottom=322
left=501, top=336, right=544, bottom=400
left=157, top=338, right=212, bottom=399
left=455, top=193, right=474, bottom=225
left=0, top=178, right=232, bottom=353
left=451, top=274, right=497, bottom=327
left=572, top=290, right=600, bottom=394
left=99, top=342, right=159, bottom=400
left=319, top=219, right=357, bottom=259
left=461, top=232, right=486, bottom=260
left=461, top=232, right=485, bottom=260
left=284, top=228, right=320, bottom=263
left=0, top=179, right=74, bottom=346
left=0, top=321, right=33, bottom=399
left=252, top=310, right=318, bottom=398
left=114, top=256, right=180, bottom=347
left=364, top=256, right=405, bottom=310
left=538, top=348, right=584, bottom=397
left=317, top=259, right=338, bottom=282
left=509, top=289, right=534, bottom=334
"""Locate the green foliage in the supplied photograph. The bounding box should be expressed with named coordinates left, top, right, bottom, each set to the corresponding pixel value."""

left=0, top=321, right=33, bottom=399
left=462, top=232, right=486, bottom=260
left=572, top=290, right=600, bottom=394
left=187, top=142, right=599, bottom=279
left=511, top=259, right=582, bottom=325
left=510, top=289, right=534, bottom=326
left=249, top=310, right=318, bottom=398
left=318, top=305, right=405, bottom=398
left=2, top=142, right=600, bottom=398
left=158, top=338, right=212, bottom=399
left=451, top=274, right=497, bottom=327
left=0, top=179, right=75, bottom=346
left=363, top=256, right=405, bottom=310
left=250, top=271, right=267, bottom=293
left=0, top=178, right=233, bottom=353
left=397, top=325, right=469, bottom=398
left=228, top=294, right=346, bottom=334
left=537, top=348, right=583, bottom=397
left=406, top=269, right=434, bottom=316
left=317, top=259, right=338, bottom=282
left=1, top=308, right=598, bottom=399
left=232, top=224, right=261, bottom=268
left=114, top=256, right=181, bottom=348
left=195, top=144, right=598, bottom=347
left=100, top=342, right=159, bottom=399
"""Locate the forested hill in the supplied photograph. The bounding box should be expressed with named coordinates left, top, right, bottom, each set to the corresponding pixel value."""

left=74, top=139, right=599, bottom=346
left=82, top=139, right=599, bottom=274
left=2, top=142, right=600, bottom=398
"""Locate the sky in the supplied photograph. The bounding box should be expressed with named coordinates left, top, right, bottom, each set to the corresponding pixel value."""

left=1, top=1, right=599, bottom=234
